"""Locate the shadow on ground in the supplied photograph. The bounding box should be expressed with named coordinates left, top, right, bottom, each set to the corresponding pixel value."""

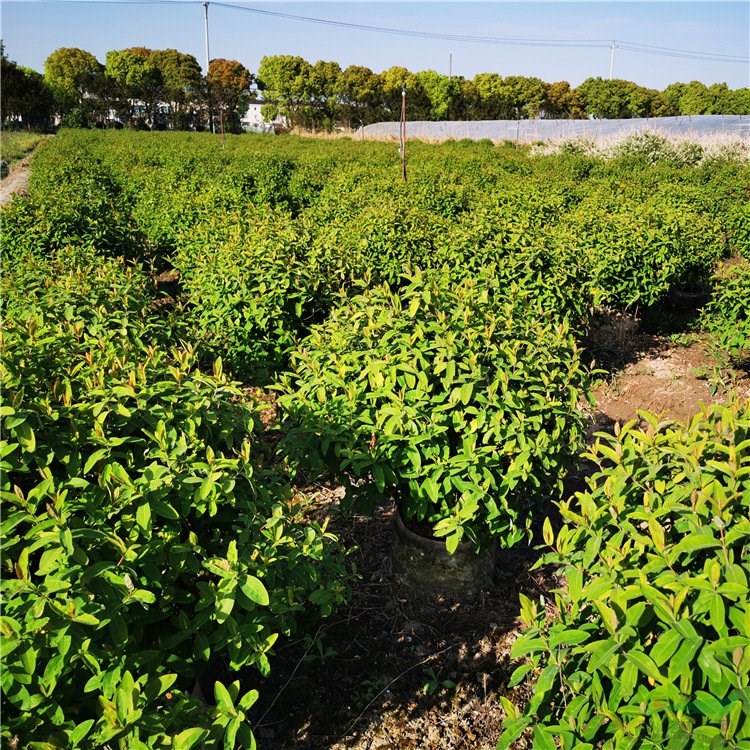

left=246, top=497, right=555, bottom=750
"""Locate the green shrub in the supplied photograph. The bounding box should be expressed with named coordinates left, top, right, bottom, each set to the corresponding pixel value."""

left=1, top=153, right=139, bottom=262
left=724, top=201, right=750, bottom=259
left=701, top=260, right=750, bottom=373
left=277, top=267, right=591, bottom=553
left=552, top=195, right=726, bottom=310
left=1, top=248, right=350, bottom=748
left=500, top=399, right=750, bottom=749
left=173, top=206, right=328, bottom=381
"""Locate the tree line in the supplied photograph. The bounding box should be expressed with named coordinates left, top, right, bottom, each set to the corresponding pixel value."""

left=2, top=42, right=749, bottom=133
left=257, top=56, right=750, bottom=130
left=1, top=44, right=252, bottom=132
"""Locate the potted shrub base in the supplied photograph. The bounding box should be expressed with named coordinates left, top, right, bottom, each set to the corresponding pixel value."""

left=391, top=510, right=496, bottom=596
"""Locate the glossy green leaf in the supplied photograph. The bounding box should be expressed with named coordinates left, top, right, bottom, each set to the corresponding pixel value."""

left=239, top=575, right=269, bottom=606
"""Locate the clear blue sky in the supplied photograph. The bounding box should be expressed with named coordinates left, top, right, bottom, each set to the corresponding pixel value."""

left=2, top=1, right=748, bottom=90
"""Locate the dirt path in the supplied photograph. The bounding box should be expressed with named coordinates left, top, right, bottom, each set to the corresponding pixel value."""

left=0, top=157, right=32, bottom=206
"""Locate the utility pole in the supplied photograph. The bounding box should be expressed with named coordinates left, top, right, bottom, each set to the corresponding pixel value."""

left=609, top=40, right=616, bottom=80
left=203, top=2, right=210, bottom=72
left=449, top=53, right=452, bottom=80
left=204, top=2, right=214, bottom=133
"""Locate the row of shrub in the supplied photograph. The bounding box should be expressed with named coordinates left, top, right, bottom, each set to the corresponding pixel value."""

left=277, top=267, right=592, bottom=553
left=500, top=398, right=750, bottom=748
left=1, top=245, right=350, bottom=748
left=4, top=129, right=747, bottom=383
left=2, top=129, right=748, bottom=748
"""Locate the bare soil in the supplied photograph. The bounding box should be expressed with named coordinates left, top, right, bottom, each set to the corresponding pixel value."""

left=248, top=496, right=545, bottom=750
left=247, top=331, right=749, bottom=750
left=592, top=334, right=749, bottom=426
left=0, top=157, right=32, bottom=207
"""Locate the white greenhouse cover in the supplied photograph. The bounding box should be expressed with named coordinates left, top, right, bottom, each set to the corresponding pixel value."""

left=359, top=115, right=750, bottom=143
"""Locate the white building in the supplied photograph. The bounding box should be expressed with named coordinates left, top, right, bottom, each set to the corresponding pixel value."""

left=241, top=99, right=288, bottom=133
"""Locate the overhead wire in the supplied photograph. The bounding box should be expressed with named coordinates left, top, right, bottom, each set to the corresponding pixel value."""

left=45, top=0, right=750, bottom=64
left=210, top=2, right=749, bottom=64
left=615, top=40, right=747, bottom=63
left=213, top=2, right=612, bottom=49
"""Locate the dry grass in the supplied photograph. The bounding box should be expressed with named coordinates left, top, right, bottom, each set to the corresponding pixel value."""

left=0, top=132, right=49, bottom=167
left=529, top=129, right=750, bottom=163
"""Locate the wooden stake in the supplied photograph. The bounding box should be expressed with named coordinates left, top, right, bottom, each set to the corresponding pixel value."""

left=400, top=83, right=407, bottom=182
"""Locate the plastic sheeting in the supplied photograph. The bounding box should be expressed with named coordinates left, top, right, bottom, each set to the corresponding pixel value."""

left=359, top=115, right=750, bottom=143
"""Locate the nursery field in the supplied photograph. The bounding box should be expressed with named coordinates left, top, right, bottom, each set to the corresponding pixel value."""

left=2, top=129, right=750, bottom=750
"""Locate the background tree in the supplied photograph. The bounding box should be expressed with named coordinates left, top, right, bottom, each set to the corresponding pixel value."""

left=732, top=88, right=750, bottom=114
left=150, top=49, right=204, bottom=129
left=660, top=80, right=735, bottom=115
left=414, top=70, right=463, bottom=120
left=472, top=73, right=513, bottom=119
left=106, top=48, right=164, bottom=128
left=642, top=88, right=676, bottom=117
left=577, top=78, right=634, bottom=118
left=207, top=58, right=252, bottom=134
left=578, top=77, right=675, bottom=118
left=625, top=84, right=675, bottom=117
left=706, top=83, right=735, bottom=114
left=44, top=47, right=105, bottom=126
left=457, top=77, right=484, bottom=120
left=308, top=59, right=341, bottom=131
left=256, top=55, right=312, bottom=130
left=334, top=64, right=380, bottom=129
left=1, top=47, right=27, bottom=125
left=662, top=82, right=689, bottom=114
left=15, top=67, right=54, bottom=130
left=543, top=81, right=586, bottom=119
left=1, top=46, right=53, bottom=130
left=500, top=75, right=549, bottom=118
left=378, top=66, right=423, bottom=121
left=676, top=81, right=714, bottom=114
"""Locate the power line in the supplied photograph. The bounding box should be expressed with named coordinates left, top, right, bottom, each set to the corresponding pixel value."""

left=42, top=0, right=750, bottom=65
left=213, top=3, right=613, bottom=49
left=211, top=2, right=749, bottom=64
left=617, top=40, right=748, bottom=63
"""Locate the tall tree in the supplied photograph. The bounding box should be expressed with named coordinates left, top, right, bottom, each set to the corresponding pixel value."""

left=732, top=88, right=750, bottom=115
left=106, top=48, right=164, bottom=128
left=1, top=47, right=52, bottom=129
left=309, top=59, right=341, bottom=131
left=578, top=77, right=675, bottom=119
left=414, top=70, right=462, bottom=120
left=472, top=73, right=513, bottom=119
left=678, top=81, right=714, bottom=114
left=543, top=81, right=586, bottom=119
left=1, top=46, right=26, bottom=125
left=15, top=67, right=54, bottom=130
left=663, top=81, right=744, bottom=115
left=662, top=82, right=688, bottom=113
left=44, top=47, right=105, bottom=126
left=500, top=75, right=549, bottom=118
left=207, top=58, right=252, bottom=134
left=151, top=49, right=204, bottom=129
left=458, top=78, right=483, bottom=120
left=707, top=83, right=734, bottom=114
left=256, top=55, right=313, bottom=129
left=577, top=78, right=634, bottom=118
left=378, top=67, right=426, bottom=121
left=334, top=65, right=380, bottom=129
